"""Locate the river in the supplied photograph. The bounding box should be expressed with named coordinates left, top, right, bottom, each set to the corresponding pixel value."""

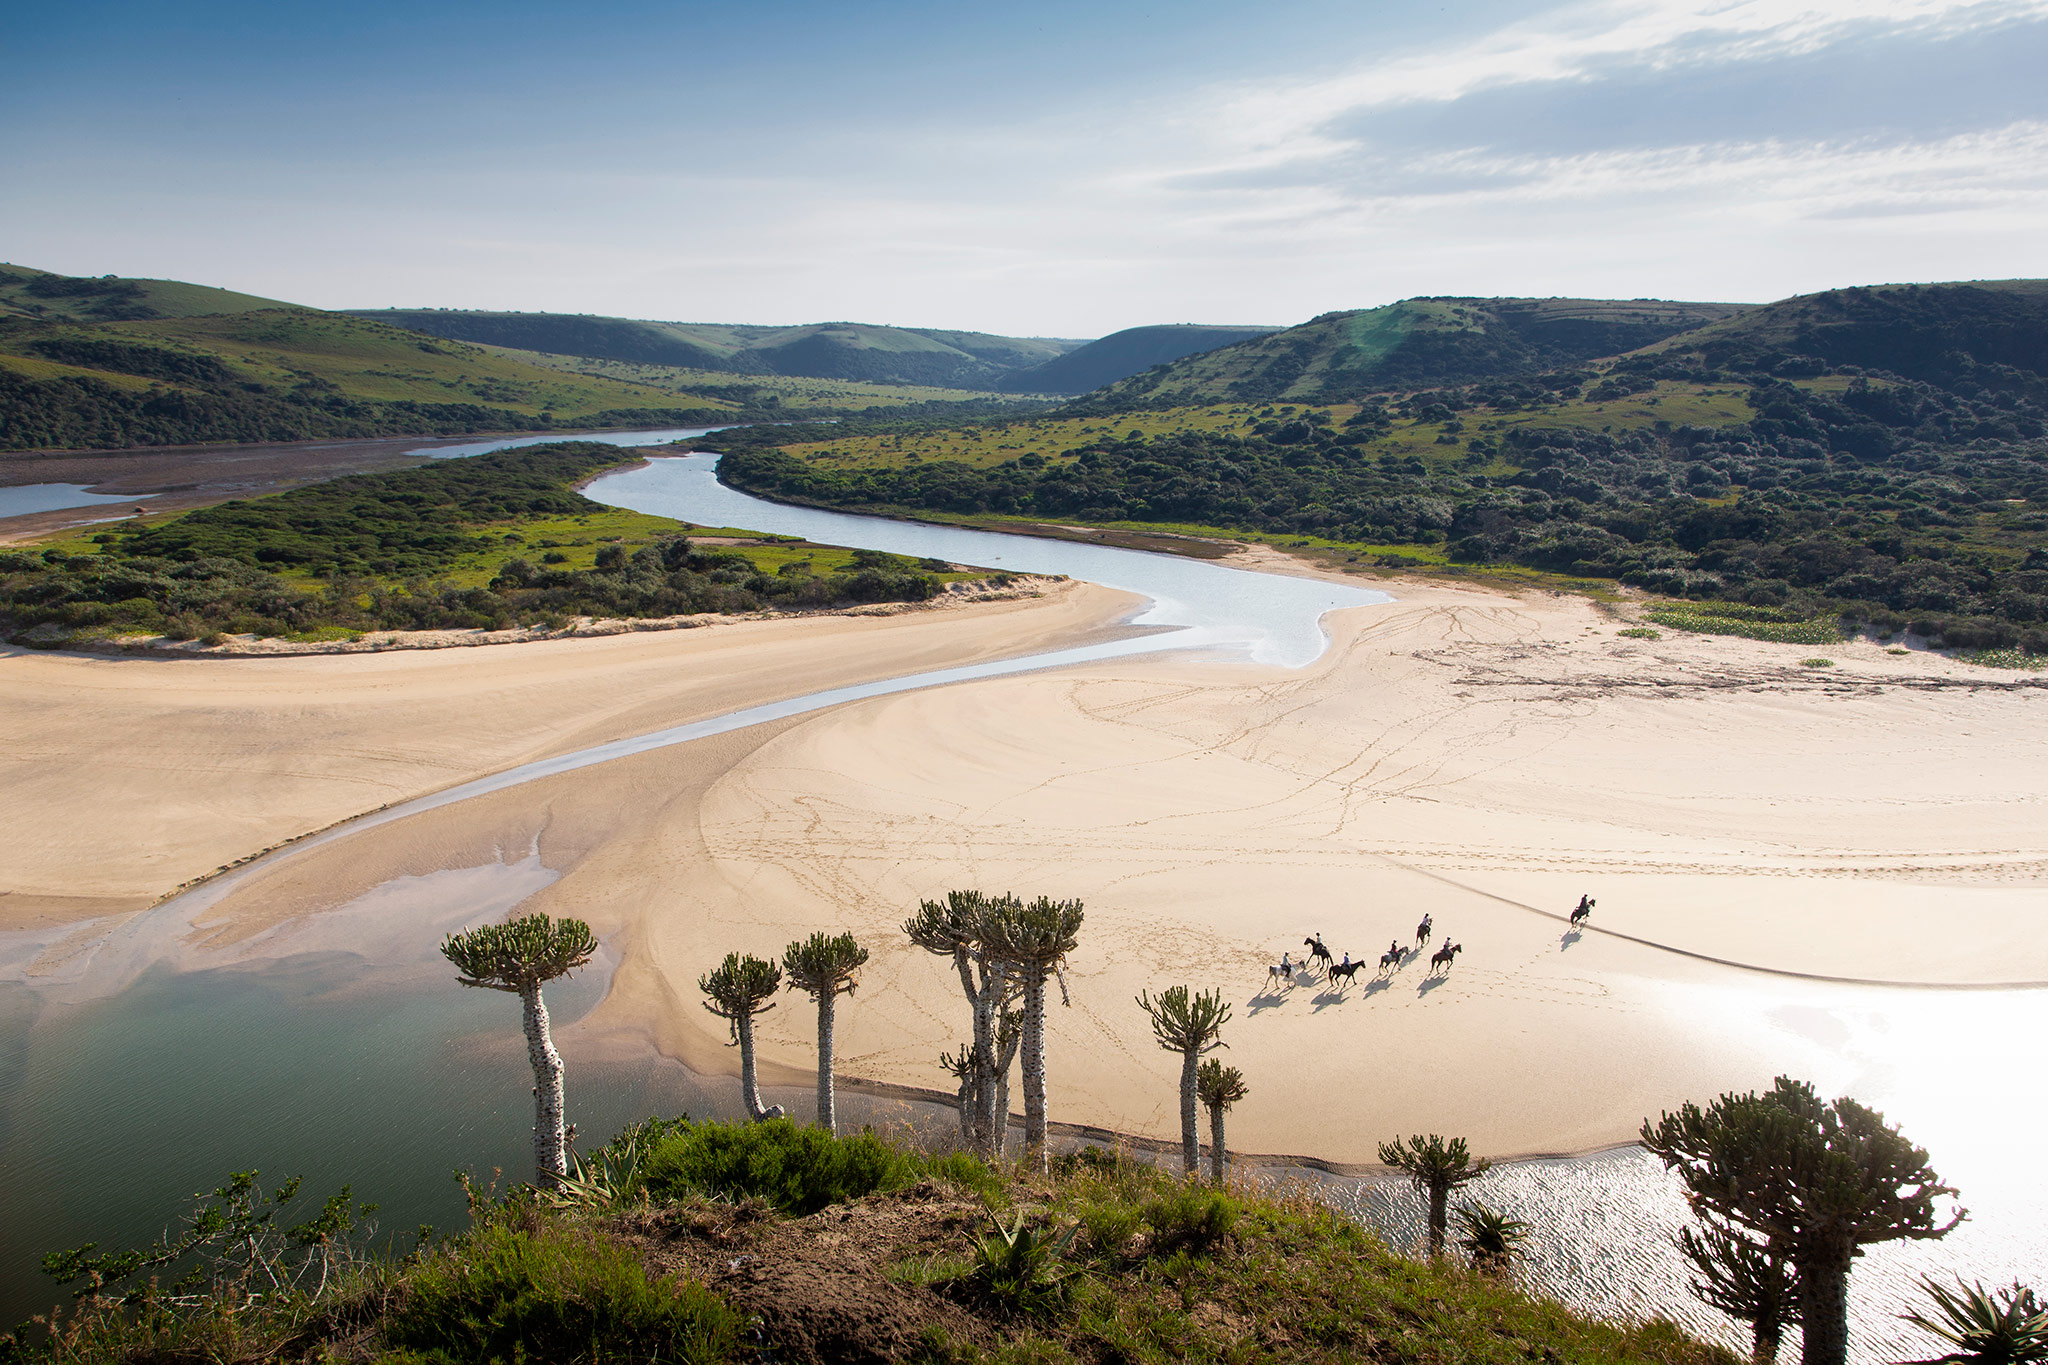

left=0, top=434, right=2038, bottom=1357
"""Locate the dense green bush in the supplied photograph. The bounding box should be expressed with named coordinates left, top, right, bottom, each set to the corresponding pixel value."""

left=641, top=1118, right=923, bottom=1215
left=381, top=1223, right=741, bottom=1365
left=1138, top=1183, right=1241, bottom=1252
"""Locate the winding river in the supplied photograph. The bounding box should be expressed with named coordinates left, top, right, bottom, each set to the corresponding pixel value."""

left=0, top=433, right=2040, bottom=1355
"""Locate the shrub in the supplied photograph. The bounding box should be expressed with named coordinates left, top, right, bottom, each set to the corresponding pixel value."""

left=641, top=1118, right=919, bottom=1215
left=1139, top=1183, right=1240, bottom=1253
left=381, top=1223, right=741, bottom=1365
left=1077, top=1199, right=1142, bottom=1255
left=1618, top=626, right=1661, bottom=639
left=1800, top=657, right=1835, bottom=668
left=1644, top=602, right=1846, bottom=644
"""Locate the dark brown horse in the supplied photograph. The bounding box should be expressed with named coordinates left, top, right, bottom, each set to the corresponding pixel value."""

left=1428, top=942, right=1463, bottom=974
left=1303, top=935, right=1333, bottom=976
left=1415, top=914, right=1433, bottom=947
left=1570, top=896, right=1595, bottom=928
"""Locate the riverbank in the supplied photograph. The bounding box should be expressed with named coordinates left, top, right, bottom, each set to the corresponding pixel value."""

left=0, top=576, right=1142, bottom=932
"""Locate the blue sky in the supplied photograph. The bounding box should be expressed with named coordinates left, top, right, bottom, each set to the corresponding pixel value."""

left=5, top=0, right=2045, bottom=336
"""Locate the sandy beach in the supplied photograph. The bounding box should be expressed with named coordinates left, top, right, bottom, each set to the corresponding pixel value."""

left=0, top=579, right=1141, bottom=930
left=36, top=553, right=2029, bottom=1166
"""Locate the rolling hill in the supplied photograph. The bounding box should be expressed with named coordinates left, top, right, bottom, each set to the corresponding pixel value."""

left=994, top=323, right=1281, bottom=394
left=349, top=309, right=1086, bottom=389
left=1074, top=296, right=1752, bottom=409
left=0, top=267, right=740, bottom=451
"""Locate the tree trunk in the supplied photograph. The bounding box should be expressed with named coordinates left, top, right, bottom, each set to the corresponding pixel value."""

left=1427, top=1180, right=1449, bottom=1258
left=958, top=951, right=993, bottom=1157
left=737, top=1010, right=766, bottom=1121
left=1752, top=1313, right=1782, bottom=1365
left=520, top=982, right=566, bottom=1188
left=1796, top=1244, right=1853, bottom=1365
left=816, top=989, right=838, bottom=1136
left=993, top=1067, right=1011, bottom=1162
left=1207, top=1103, right=1227, bottom=1185
left=1178, top=1047, right=1200, bottom=1176
left=1021, top=970, right=1048, bottom=1171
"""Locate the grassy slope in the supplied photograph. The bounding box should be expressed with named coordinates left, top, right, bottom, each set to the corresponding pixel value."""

left=0, top=263, right=291, bottom=321
left=483, top=344, right=1034, bottom=413
left=13, top=1130, right=1740, bottom=1365
left=1085, top=297, right=1751, bottom=408
left=352, top=309, right=1081, bottom=386
left=0, top=307, right=743, bottom=424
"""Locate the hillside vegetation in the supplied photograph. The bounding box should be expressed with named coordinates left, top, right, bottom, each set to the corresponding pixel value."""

left=4, top=1124, right=1738, bottom=1365
left=352, top=309, right=1085, bottom=389
left=0, top=265, right=745, bottom=451
left=0, top=444, right=959, bottom=646
left=1076, top=297, right=1749, bottom=409
left=995, top=324, right=1281, bottom=394
left=713, top=281, right=2048, bottom=655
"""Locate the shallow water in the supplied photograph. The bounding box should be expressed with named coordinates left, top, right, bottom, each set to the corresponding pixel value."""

left=411, top=425, right=733, bottom=460
left=0, top=483, right=154, bottom=518
left=1, top=432, right=2040, bottom=1352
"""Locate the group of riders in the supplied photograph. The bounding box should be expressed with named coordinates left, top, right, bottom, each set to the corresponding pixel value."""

left=1269, top=894, right=1596, bottom=990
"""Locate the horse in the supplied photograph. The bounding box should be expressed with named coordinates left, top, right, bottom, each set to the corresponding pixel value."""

left=1429, top=942, right=1463, bottom=974
left=1303, top=935, right=1333, bottom=976
left=1570, top=896, right=1595, bottom=928
left=1378, top=945, right=1405, bottom=972
left=1327, top=958, right=1366, bottom=986
left=1267, top=953, right=1297, bottom=989
left=1415, top=913, right=1433, bottom=948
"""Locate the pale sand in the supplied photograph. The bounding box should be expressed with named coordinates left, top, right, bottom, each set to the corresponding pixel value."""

left=0, top=579, right=1140, bottom=931
left=157, top=563, right=2048, bottom=1165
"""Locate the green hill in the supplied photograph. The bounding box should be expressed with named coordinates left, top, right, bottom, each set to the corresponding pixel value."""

left=350, top=309, right=1085, bottom=388
left=0, top=263, right=290, bottom=323
left=1625, top=279, right=2048, bottom=395
left=1076, top=297, right=1751, bottom=409
left=996, top=323, right=1281, bottom=394
left=0, top=265, right=754, bottom=451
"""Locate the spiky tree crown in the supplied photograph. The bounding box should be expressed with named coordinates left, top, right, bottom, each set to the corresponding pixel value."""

left=904, top=889, right=1018, bottom=956
left=699, top=953, right=782, bottom=1028
left=1197, top=1058, right=1249, bottom=1109
left=1641, top=1075, right=1963, bottom=1250
left=783, top=931, right=869, bottom=999
left=443, top=913, right=596, bottom=992
left=1378, top=1133, right=1490, bottom=1194
left=1137, top=985, right=1232, bottom=1054
left=983, top=895, right=1084, bottom=971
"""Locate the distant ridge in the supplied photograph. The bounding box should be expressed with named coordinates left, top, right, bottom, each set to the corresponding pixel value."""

left=996, top=324, right=1282, bottom=394
left=348, top=309, right=1085, bottom=390
left=1072, top=296, right=1752, bottom=409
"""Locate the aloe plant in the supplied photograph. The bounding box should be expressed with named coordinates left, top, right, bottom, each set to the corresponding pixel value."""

left=1455, top=1201, right=1531, bottom=1276
left=1899, top=1277, right=2048, bottom=1365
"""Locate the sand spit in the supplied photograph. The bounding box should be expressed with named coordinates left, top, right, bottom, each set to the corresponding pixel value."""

left=0, top=577, right=1140, bottom=930
left=130, top=561, right=2048, bottom=1162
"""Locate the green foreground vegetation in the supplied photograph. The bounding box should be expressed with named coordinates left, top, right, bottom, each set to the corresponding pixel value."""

left=0, top=444, right=971, bottom=646
left=5, top=1122, right=1746, bottom=1365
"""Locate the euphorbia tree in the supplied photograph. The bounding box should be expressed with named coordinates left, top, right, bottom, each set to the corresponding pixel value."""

left=443, top=912, right=597, bottom=1188
left=1196, top=1058, right=1249, bottom=1186
left=782, top=931, right=869, bottom=1136
left=907, top=889, right=1021, bottom=1160
left=1642, top=1076, right=1963, bottom=1365
left=1378, top=1133, right=1491, bottom=1257
left=983, top=895, right=1084, bottom=1172
left=1136, top=985, right=1232, bottom=1177
left=698, top=952, right=785, bottom=1122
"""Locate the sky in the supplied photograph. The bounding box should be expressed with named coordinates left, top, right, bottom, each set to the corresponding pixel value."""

left=5, top=0, right=2046, bottom=337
